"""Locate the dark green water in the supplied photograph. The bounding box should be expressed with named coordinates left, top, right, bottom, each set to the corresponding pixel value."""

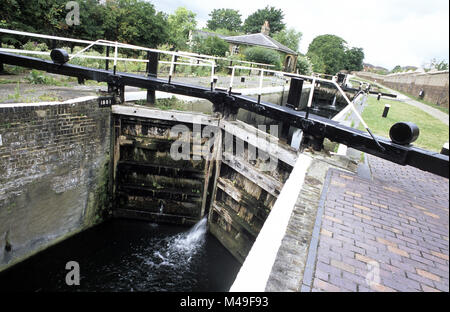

left=0, top=218, right=241, bottom=292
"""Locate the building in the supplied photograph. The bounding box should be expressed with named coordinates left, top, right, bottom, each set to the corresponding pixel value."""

left=190, top=21, right=298, bottom=72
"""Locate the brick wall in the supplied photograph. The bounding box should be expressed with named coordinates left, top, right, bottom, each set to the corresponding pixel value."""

left=0, top=98, right=111, bottom=272
left=355, top=71, right=449, bottom=108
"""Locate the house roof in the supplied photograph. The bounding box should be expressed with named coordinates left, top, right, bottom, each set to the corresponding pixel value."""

left=222, top=33, right=297, bottom=55
left=193, top=30, right=226, bottom=40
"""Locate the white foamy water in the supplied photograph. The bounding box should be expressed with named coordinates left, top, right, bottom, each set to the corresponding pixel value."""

left=138, top=216, right=209, bottom=270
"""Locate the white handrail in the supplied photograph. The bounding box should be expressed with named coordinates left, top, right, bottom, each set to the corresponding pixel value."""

left=0, top=28, right=216, bottom=82
left=228, top=64, right=379, bottom=142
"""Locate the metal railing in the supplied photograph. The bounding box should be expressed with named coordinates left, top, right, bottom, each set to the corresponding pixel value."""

left=228, top=65, right=385, bottom=151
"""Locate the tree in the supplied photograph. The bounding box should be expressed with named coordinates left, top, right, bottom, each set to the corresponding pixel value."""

left=296, top=55, right=312, bottom=75
left=243, top=6, right=285, bottom=34
left=167, top=7, right=197, bottom=51
left=307, top=34, right=347, bottom=75
left=344, top=47, right=364, bottom=72
left=272, top=28, right=302, bottom=52
left=0, top=0, right=170, bottom=50
left=391, top=65, right=403, bottom=73
left=425, top=58, right=449, bottom=71
left=96, top=0, right=168, bottom=49
left=206, top=9, right=242, bottom=32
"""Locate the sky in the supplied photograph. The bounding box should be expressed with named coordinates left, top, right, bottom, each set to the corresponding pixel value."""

left=150, top=0, right=449, bottom=71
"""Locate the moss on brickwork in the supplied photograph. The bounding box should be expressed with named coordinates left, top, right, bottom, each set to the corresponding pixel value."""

left=83, top=157, right=112, bottom=228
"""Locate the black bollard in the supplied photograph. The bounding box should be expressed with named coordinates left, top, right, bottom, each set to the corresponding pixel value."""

left=377, top=93, right=381, bottom=101
left=382, top=104, right=390, bottom=118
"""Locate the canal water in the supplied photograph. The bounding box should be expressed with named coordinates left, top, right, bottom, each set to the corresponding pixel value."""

left=0, top=217, right=241, bottom=292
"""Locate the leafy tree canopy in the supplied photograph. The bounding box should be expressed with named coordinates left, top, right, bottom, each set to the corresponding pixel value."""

left=0, top=0, right=169, bottom=49
left=391, top=65, right=403, bottom=73
left=344, top=47, right=364, bottom=72
left=272, top=28, right=302, bottom=52
left=243, top=6, right=285, bottom=34
left=206, top=9, right=242, bottom=32
left=167, top=7, right=197, bottom=51
left=424, top=58, right=449, bottom=71
left=307, top=34, right=364, bottom=75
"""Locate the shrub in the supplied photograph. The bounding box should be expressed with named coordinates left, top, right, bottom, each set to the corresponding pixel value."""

left=191, top=36, right=229, bottom=57
left=243, top=47, right=281, bottom=69
left=22, top=41, right=49, bottom=52
left=296, top=55, right=312, bottom=75
left=25, top=70, right=56, bottom=85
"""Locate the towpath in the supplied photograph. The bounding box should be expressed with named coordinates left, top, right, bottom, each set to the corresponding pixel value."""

left=305, top=155, right=449, bottom=292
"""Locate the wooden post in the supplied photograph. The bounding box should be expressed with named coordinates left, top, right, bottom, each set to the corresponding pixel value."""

left=146, top=51, right=159, bottom=105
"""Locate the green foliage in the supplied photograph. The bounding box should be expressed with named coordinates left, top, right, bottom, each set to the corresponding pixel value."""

left=391, top=65, right=403, bottom=73
left=296, top=55, right=312, bottom=75
left=7, top=83, right=21, bottom=100
left=22, top=41, right=49, bottom=51
left=344, top=47, right=364, bottom=72
left=167, top=7, right=197, bottom=51
left=243, top=6, right=285, bottom=34
left=191, top=36, right=229, bottom=57
left=25, top=70, right=57, bottom=85
left=272, top=28, right=302, bottom=52
left=0, top=0, right=169, bottom=49
left=244, top=47, right=281, bottom=69
left=307, top=34, right=347, bottom=75
left=152, top=96, right=187, bottom=111
left=307, top=34, right=365, bottom=75
left=102, top=0, right=169, bottom=48
left=424, top=58, right=449, bottom=71
left=206, top=9, right=242, bottom=32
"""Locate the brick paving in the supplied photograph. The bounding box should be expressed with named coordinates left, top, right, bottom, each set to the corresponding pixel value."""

left=308, top=155, right=449, bottom=292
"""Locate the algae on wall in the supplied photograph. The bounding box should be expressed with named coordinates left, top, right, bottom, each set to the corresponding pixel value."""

left=0, top=99, right=111, bottom=273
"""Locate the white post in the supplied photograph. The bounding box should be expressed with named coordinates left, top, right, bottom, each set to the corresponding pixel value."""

left=169, top=54, right=175, bottom=83
left=229, top=66, right=236, bottom=93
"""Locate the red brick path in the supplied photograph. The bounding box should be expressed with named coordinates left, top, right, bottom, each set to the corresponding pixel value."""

left=310, top=155, right=449, bottom=292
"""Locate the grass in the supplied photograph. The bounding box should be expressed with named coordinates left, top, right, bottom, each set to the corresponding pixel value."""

left=136, top=96, right=188, bottom=111
left=359, top=96, right=449, bottom=152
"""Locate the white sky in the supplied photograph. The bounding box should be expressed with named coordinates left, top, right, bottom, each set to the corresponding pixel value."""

left=151, top=0, right=449, bottom=70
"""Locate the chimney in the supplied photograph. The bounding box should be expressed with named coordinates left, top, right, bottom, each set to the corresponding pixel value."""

left=261, top=21, right=270, bottom=36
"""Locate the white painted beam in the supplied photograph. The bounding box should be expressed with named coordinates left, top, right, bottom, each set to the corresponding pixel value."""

left=229, top=153, right=313, bottom=292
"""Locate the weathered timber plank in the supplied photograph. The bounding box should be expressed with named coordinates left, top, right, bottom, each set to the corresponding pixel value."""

left=222, top=151, right=283, bottom=197
left=212, top=202, right=259, bottom=238
left=113, top=104, right=220, bottom=126
left=219, top=120, right=297, bottom=167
